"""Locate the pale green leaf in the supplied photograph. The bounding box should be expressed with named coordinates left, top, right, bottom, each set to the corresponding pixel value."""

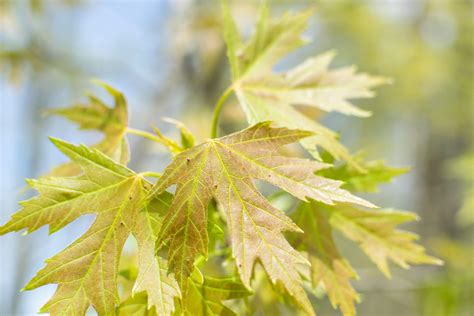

left=178, top=272, right=251, bottom=316
left=223, top=4, right=387, bottom=168
left=237, top=4, right=312, bottom=79
left=279, top=51, right=388, bottom=117
left=329, top=206, right=443, bottom=278
left=236, top=90, right=357, bottom=164
left=292, top=202, right=359, bottom=316
left=222, top=0, right=242, bottom=79
left=0, top=138, right=135, bottom=235
left=162, top=117, right=195, bottom=150
left=47, top=81, right=130, bottom=176
left=133, top=198, right=181, bottom=315
left=0, top=139, right=179, bottom=316
left=319, top=155, right=409, bottom=193
left=118, top=292, right=157, bottom=316
left=25, top=177, right=144, bottom=315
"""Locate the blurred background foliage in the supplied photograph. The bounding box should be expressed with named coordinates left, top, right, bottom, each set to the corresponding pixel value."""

left=0, top=0, right=472, bottom=315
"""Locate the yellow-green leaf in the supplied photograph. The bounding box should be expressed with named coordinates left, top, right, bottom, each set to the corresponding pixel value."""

left=178, top=272, right=251, bottom=316
left=47, top=81, right=130, bottom=176
left=222, top=1, right=241, bottom=80
left=0, top=139, right=179, bottom=315
left=150, top=122, right=375, bottom=315
left=133, top=198, right=181, bottom=315
left=29, top=201, right=138, bottom=315
left=0, top=138, right=135, bottom=235
left=328, top=206, right=443, bottom=278
left=292, top=202, right=359, bottom=316
left=318, top=155, right=409, bottom=193
left=118, top=292, right=157, bottom=316
left=162, top=117, right=195, bottom=150
left=223, top=4, right=387, bottom=168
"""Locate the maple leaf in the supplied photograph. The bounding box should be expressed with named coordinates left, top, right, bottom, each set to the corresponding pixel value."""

left=133, top=197, right=181, bottom=315
left=318, top=154, right=409, bottom=193
left=178, top=270, right=252, bottom=316
left=222, top=2, right=388, bottom=168
left=118, top=271, right=250, bottom=316
left=118, top=292, right=157, bottom=316
left=327, top=205, right=443, bottom=277
left=150, top=122, right=375, bottom=315
left=47, top=81, right=130, bottom=176
left=291, top=201, right=360, bottom=316
left=162, top=117, right=196, bottom=150
left=0, top=139, right=179, bottom=315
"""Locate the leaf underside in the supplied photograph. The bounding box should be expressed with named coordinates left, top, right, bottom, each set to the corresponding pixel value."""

left=150, top=122, right=374, bottom=315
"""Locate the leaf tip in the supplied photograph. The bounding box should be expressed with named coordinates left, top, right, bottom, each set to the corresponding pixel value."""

left=382, top=269, right=392, bottom=279
left=48, top=136, right=67, bottom=149
left=48, top=225, right=60, bottom=235
left=21, top=281, right=35, bottom=292
left=0, top=225, right=10, bottom=236
left=90, top=78, right=123, bottom=99
left=25, top=178, right=36, bottom=187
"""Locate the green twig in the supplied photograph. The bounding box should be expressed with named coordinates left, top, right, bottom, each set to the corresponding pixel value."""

left=139, top=171, right=162, bottom=178
left=210, top=86, right=234, bottom=138
left=126, top=127, right=165, bottom=144
left=126, top=127, right=183, bottom=153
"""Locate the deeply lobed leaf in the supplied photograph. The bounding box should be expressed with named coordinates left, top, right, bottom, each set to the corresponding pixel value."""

left=328, top=205, right=443, bottom=278
left=0, top=4, right=442, bottom=316
left=47, top=81, right=130, bottom=177
left=150, top=122, right=374, bottom=315
left=291, top=201, right=442, bottom=316
left=292, top=202, right=360, bottom=316
left=178, top=271, right=252, bottom=316
left=118, top=272, right=250, bottom=316
left=133, top=197, right=181, bottom=315
left=222, top=2, right=388, bottom=169
left=318, top=154, right=409, bottom=193
left=0, top=139, right=180, bottom=315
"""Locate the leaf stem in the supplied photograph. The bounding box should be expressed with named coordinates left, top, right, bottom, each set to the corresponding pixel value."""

left=126, top=127, right=183, bottom=153
left=210, top=86, right=234, bottom=138
left=139, top=171, right=162, bottom=178
left=127, top=127, right=164, bottom=143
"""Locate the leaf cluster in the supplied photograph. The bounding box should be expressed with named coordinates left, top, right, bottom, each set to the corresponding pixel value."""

left=0, top=2, right=441, bottom=316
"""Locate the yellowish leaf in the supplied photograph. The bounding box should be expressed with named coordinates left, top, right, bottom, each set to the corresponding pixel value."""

left=150, top=122, right=374, bottom=315
left=292, top=202, right=359, bottom=316
left=47, top=81, right=130, bottom=176
left=0, top=139, right=179, bottom=315
left=222, top=3, right=388, bottom=168
left=329, top=206, right=443, bottom=277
